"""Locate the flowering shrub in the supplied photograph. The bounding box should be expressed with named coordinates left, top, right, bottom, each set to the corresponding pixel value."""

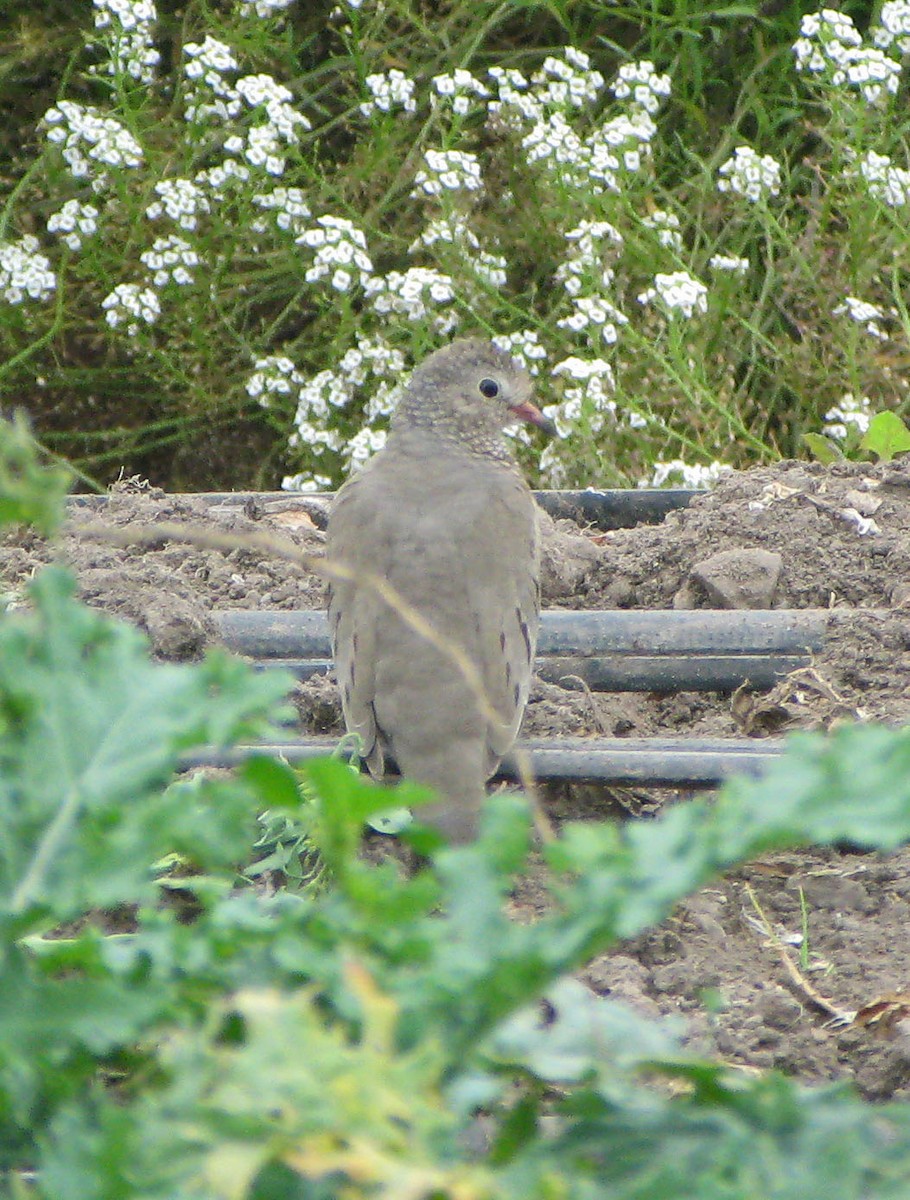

left=1, top=2, right=909, bottom=489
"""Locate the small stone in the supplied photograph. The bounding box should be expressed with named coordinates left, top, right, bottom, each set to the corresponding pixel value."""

left=843, top=489, right=882, bottom=517
left=538, top=511, right=601, bottom=601
left=755, top=988, right=803, bottom=1030
left=787, top=872, right=875, bottom=913
left=688, top=547, right=783, bottom=609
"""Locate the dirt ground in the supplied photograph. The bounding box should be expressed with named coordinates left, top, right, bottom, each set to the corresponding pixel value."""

left=4, top=458, right=910, bottom=1100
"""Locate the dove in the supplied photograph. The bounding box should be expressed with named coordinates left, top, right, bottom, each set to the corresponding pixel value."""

left=325, top=337, right=554, bottom=843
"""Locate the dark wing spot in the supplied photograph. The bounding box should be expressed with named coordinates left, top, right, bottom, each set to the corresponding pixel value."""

left=505, top=660, right=512, bottom=686
left=516, top=607, right=532, bottom=664
left=343, top=682, right=352, bottom=707
left=513, top=682, right=521, bottom=706
left=352, top=631, right=359, bottom=653
left=499, top=630, right=506, bottom=652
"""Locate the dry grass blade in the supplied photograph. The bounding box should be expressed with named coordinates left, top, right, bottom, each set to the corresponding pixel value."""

left=73, top=518, right=521, bottom=764
left=743, top=882, right=854, bottom=1025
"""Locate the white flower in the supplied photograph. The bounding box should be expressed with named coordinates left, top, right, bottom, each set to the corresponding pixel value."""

left=195, top=158, right=251, bottom=192
left=139, top=234, right=199, bottom=287
left=709, top=254, right=749, bottom=274
left=557, top=295, right=628, bottom=345
left=638, top=271, right=708, bottom=319
left=246, top=355, right=306, bottom=408
left=585, top=111, right=657, bottom=191
left=101, top=282, right=160, bottom=335
left=92, top=0, right=160, bottom=84
left=46, top=199, right=100, bottom=251
left=289, top=420, right=343, bottom=456
left=642, top=209, right=682, bottom=250
left=857, top=150, right=910, bottom=207
left=823, top=392, right=872, bottom=439
left=345, top=426, right=388, bottom=470
left=794, top=10, right=901, bottom=103
left=555, top=221, right=623, bottom=294
left=183, top=34, right=237, bottom=75
left=0, top=235, right=56, bottom=305
left=610, top=60, right=671, bottom=115
left=43, top=101, right=143, bottom=181
left=146, top=178, right=211, bottom=231
left=717, top=146, right=782, bottom=202
left=238, top=0, right=294, bottom=15
left=487, top=49, right=661, bottom=195
left=365, top=267, right=458, bottom=332
left=644, top=460, right=731, bottom=488
left=833, top=295, right=888, bottom=340
left=410, top=213, right=480, bottom=252
left=360, top=69, right=417, bottom=116
left=431, top=69, right=489, bottom=115
left=182, top=36, right=241, bottom=123
left=546, top=356, right=616, bottom=437
left=281, top=471, right=332, bottom=493
left=492, top=330, right=548, bottom=374
left=873, top=2, right=910, bottom=54
left=531, top=47, right=604, bottom=109
left=251, top=186, right=311, bottom=233
left=412, top=149, right=483, bottom=197
left=183, top=68, right=310, bottom=167
left=297, top=216, right=373, bottom=290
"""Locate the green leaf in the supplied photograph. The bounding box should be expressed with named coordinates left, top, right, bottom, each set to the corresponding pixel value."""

left=860, top=410, right=910, bottom=462
left=545, top=1079, right=910, bottom=1199
left=0, top=567, right=292, bottom=931
left=301, top=756, right=435, bottom=866
left=0, top=412, right=71, bottom=535
left=241, top=755, right=304, bottom=811
left=802, top=432, right=844, bottom=464
left=488, top=978, right=682, bottom=1084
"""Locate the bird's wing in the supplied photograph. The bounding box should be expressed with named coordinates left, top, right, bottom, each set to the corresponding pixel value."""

left=326, top=469, right=384, bottom=776
left=473, top=474, right=541, bottom=770
left=327, top=448, right=540, bottom=786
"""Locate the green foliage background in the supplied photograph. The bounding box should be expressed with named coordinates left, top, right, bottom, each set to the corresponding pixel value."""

left=1, top=0, right=908, bottom=491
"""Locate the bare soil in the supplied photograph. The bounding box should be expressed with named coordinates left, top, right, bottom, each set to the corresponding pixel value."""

left=4, top=459, right=910, bottom=1100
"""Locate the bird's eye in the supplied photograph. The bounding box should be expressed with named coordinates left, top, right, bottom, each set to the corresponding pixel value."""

left=479, top=378, right=500, bottom=399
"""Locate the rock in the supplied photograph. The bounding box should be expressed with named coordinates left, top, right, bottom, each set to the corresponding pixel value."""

left=787, top=872, right=875, bottom=913
left=538, top=510, right=601, bottom=601
left=678, top=547, right=783, bottom=609
left=583, top=954, right=662, bottom=1018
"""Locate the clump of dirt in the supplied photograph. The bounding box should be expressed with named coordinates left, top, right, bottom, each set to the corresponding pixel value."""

left=3, top=458, right=910, bottom=1101
left=583, top=458, right=910, bottom=611
left=2, top=484, right=328, bottom=657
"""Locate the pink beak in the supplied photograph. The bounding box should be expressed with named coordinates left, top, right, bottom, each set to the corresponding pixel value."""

left=509, top=399, right=557, bottom=437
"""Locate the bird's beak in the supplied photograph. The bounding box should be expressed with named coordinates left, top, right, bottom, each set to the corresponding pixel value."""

left=508, top=399, right=558, bottom=438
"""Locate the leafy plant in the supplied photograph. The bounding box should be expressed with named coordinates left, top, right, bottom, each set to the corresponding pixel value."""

left=4, top=415, right=910, bottom=1196
left=861, top=410, right=910, bottom=463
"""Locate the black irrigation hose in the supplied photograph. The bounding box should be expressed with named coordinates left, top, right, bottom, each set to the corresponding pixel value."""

left=215, top=607, right=828, bottom=657
left=68, top=490, right=822, bottom=785
left=68, top=487, right=700, bottom=531
left=261, top=653, right=807, bottom=692
left=185, top=735, right=785, bottom=786
left=215, top=608, right=830, bottom=693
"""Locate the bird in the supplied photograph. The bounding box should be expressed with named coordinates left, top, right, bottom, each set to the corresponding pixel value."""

left=325, top=337, right=555, bottom=843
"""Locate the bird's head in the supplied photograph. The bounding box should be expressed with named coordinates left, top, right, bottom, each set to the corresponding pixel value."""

left=391, top=338, right=556, bottom=454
